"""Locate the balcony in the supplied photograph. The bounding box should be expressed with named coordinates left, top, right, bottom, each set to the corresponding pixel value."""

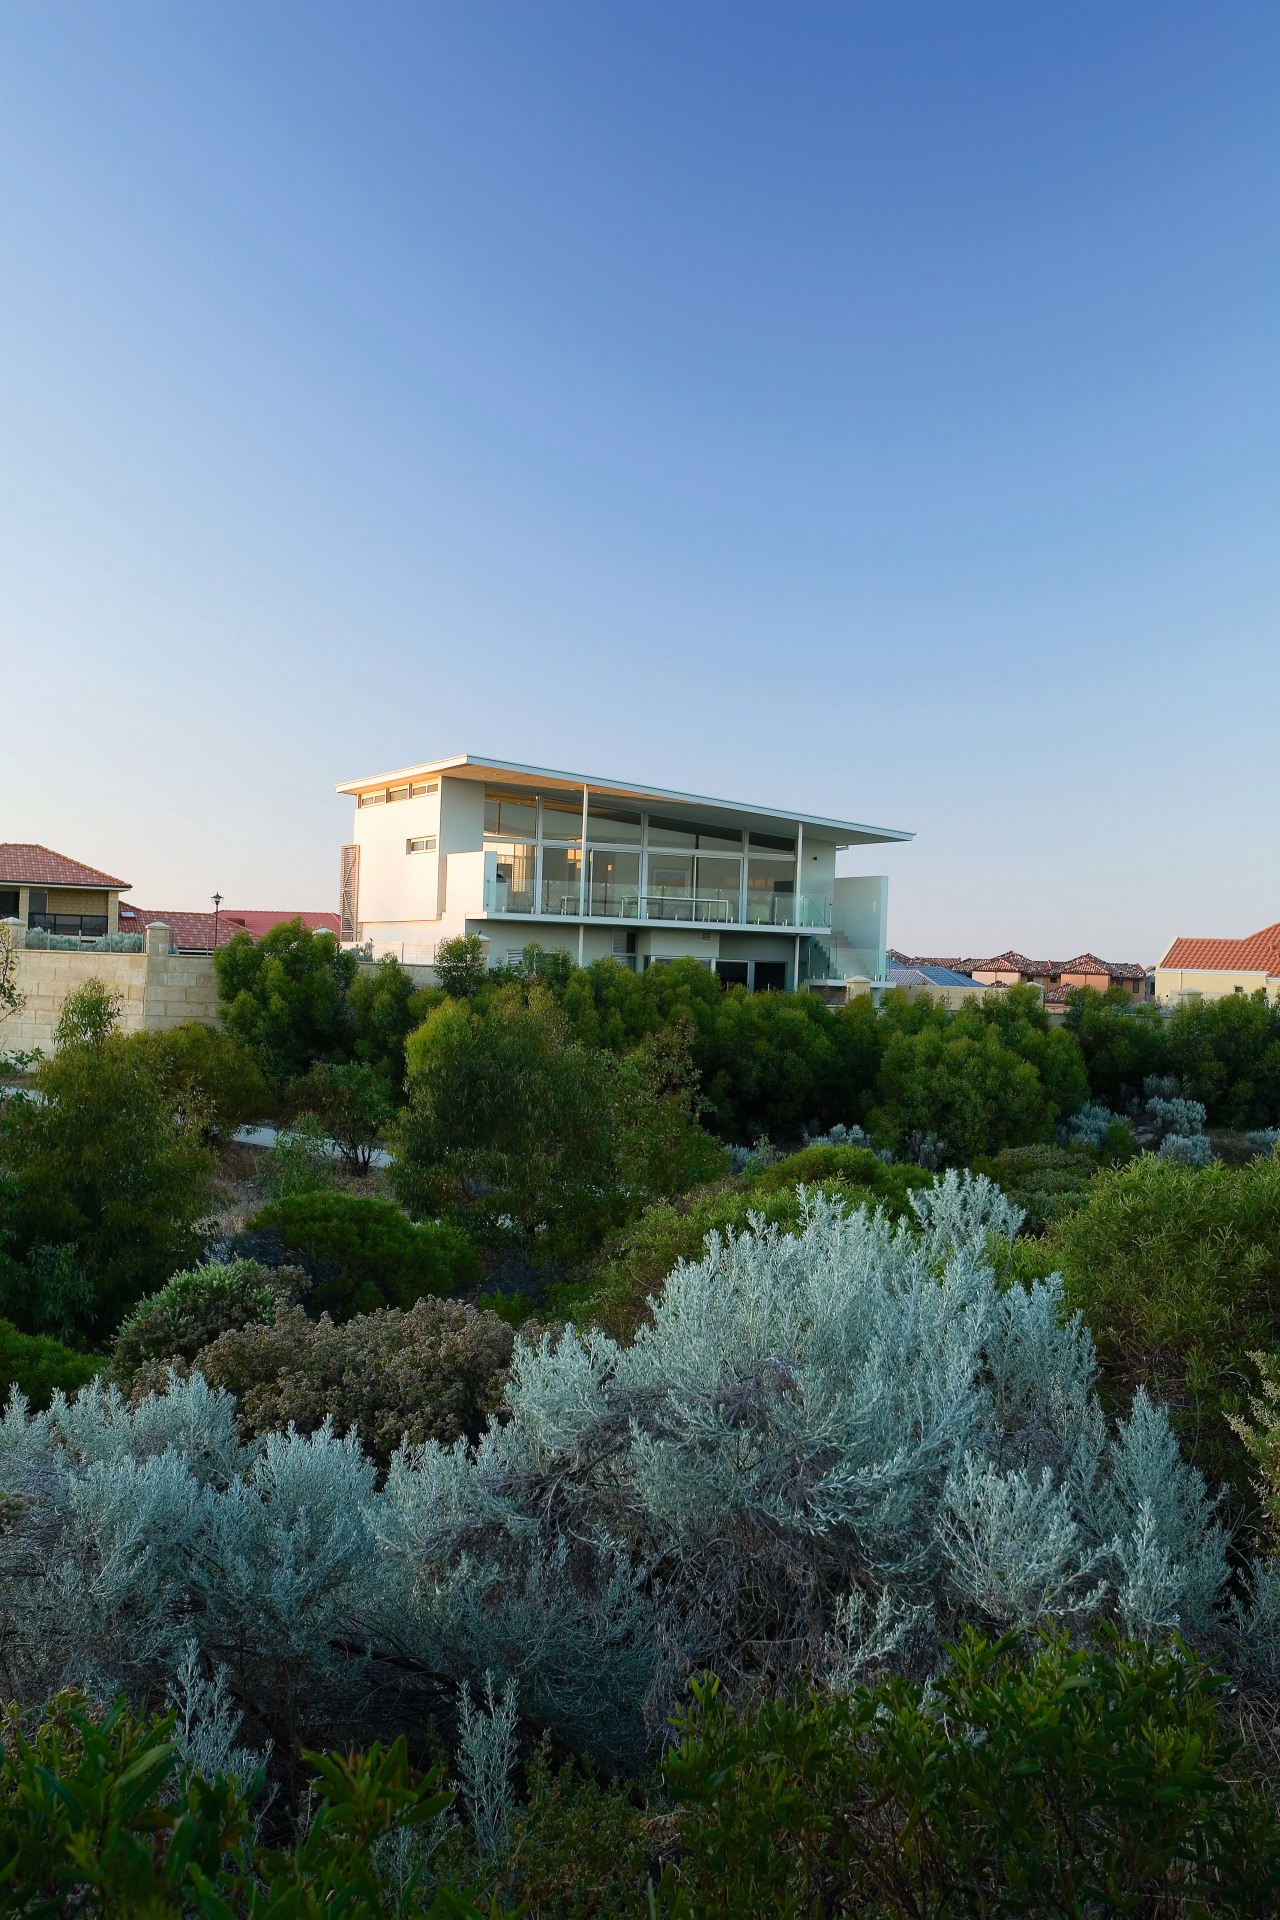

left=482, top=868, right=833, bottom=930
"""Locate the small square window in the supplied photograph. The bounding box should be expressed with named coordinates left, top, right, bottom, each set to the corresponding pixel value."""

left=406, top=836, right=437, bottom=855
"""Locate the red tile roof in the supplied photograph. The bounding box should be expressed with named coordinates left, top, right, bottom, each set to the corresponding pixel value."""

left=0, top=843, right=129, bottom=889
left=892, top=946, right=1149, bottom=982
left=116, top=906, right=341, bottom=953
left=1160, top=922, right=1280, bottom=976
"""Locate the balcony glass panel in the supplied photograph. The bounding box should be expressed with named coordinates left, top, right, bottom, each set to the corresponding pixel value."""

left=489, top=842, right=536, bottom=914
left=541, top=796, right=584, bottom=841
left=745, top=855, right=795, bottom=923
left=541, top=845, right=583, bottom=914
left=484, top=791, right=537, bottom=837
left=586, top=805, right=642, bottom=846
left=587, top=850, right=640, bottom=916
left=695, top=855, right=742, bottom=915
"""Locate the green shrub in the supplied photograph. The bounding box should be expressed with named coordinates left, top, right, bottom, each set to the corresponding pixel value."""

left=53, top=977, right=123, bottom=1049
left=245, top=1189, right=481, bottom=1316
left=258, top=1115, right=337, bottom=1199
left=969, top=1143, right=1100, bottom=1234
left=1012, top=1153, right=1280, bottom=1500
left=660, top=1631, right=1280, bottom=1917
left=748, top=1142, right=930, bottom=1215
left=156, top=1296, right=515, bottom=1462
left=0, top=1035, right=214, bottom=1341
left=0, top=1693, right=487, bottom=1920
left=0, top=1317, right=99, bottom=1409
left=110, top=1258, right=307, bottom=1384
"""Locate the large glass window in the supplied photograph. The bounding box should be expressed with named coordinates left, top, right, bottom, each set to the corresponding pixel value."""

left=489, top=842, right=536, bottom=913
left=647, top=817, right=698, bottom=849
left=647, top=851, right=693, bottom=917
left=541, top=795, right=584, bottom=841
left=541, top=845, right=583, bottom=914
left=588, top=850, right=640, bottom=916
left=586, top=804, right=642, bottom=845
left=695, top=855, right=742, bottom=917
left=484, top=791, right=538, bottom=837
left=746, top=855, right=796, bottom=924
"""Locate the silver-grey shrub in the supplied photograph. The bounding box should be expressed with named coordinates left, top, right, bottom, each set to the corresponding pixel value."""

left=0, top=1174, right=1256, bottom=1770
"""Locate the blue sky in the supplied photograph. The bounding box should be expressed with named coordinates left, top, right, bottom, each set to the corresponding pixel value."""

left=2, top=2, right=1276, bottom=960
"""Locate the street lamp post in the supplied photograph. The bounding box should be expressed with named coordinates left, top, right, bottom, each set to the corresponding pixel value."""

left=211, top=891, right=223, bottom=952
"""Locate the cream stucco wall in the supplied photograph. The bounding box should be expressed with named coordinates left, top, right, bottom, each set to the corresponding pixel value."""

left=1154, top=966, right=1279, bottom=1005
left=2, top=926, right=220, bottom=1053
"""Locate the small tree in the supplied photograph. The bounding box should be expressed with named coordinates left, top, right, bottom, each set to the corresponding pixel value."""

left=214, top=919, right=357, bottom=1084
left=433, top=932, right=491, bottom=998
left=0, top=920, right=25, bottom=1027
left=296, top=1061, right=394, bottom=1174
left=53, top=978, right=122, bottom=1049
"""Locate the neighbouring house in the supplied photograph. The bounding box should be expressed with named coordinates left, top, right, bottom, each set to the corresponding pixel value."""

left=115, top=904, right=341, bottom=953
left=1155, top=922, right=1280, bottom=1005
left=889, top=948, right=1151, bottom=1001
left=337, top=752, right=912, bottom=991
left=886, top=963, right=988, bottom=1010
left=0, top=844, right=129, bottom=938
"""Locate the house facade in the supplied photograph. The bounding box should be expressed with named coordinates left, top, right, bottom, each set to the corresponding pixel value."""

left=337, top=754, right=911, bottom=991
left=0, top=844, right=128, bottom=939
left=1155, top=923, right=1280, bottom=1004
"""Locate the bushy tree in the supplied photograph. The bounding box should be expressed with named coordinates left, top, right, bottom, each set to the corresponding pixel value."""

left=350, top=952, right=437, bottom=1089
left=1165, top=990, right=1280, bottom=1130
left=0, top=1318, right=99, bottom=1409
left=1065, top=986, right=1170, bottom=1107
left=214, top=919, right=357, bottom=1083
left=110, top=1258, right=306, bottom=1383
left=395, top=987, right=720, bottom=1264
left=433, top=933, right=491, bottom=999
left=0, top=1037, right=214, bottom=1341
left=132, top=1022, right=269, bottom=1143
left=870, top=1018, right=1053, bottom=1161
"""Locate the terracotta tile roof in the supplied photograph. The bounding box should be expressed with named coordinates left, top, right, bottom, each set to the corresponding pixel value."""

left=1160, top=922, right=1280, bottom=976
left=1043, top=984, right=1072, bottom=1004
left=892, top=945, right=1149, bottom=983
left=0, top=843, right=129, bottom=889
left=116, top=906, right=342, bottom=953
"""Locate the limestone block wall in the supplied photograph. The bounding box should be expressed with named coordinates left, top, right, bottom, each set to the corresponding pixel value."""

left=2, top=926, right=221, bottom=1054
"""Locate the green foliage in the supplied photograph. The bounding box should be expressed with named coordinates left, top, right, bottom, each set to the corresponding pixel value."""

left=258, top=1116, right=337, bottom=1200
left=433, top=933, right=492, bottom=999
left=0, top=1694, right=490, bottom=1920
left=1165, top=990, right=1280, bottom=1130
left=0, top=921, right=24, bottom=1027
left=1229, top=1352, right=1280, bottom=1549
left=294, top=1061, right=395, bottom=1173
left=110, top=1258, right=306, bottom=1384
left=53, top=976, right=123, bottom=1049
left=660, top=1632, right=1280, bottom=1917
left=246, top=1190, right=481, bottom=1317
left=748, top=1142, right=930, bottom=1215
left=1012, top=1153, right=1280, bottom=1499
left=550, top=1159, right=929, bottom=1340
left=349, top=952, right=427, bottom=1089
left=871, top=1016, right=1051, bottom=1161
left=969, top=1143, right=1101, bottom=1234
left=166, top=1296, right=515, bottom=1463
left=0, top=1036, right=215, bottom=1342
left=395, top=989, right=721, bottom=1265
left=214, top=919, right=358, bottom=1084
left=0, top=1316, right=99, bottom=1409
left=132, top=1023, right=270, bottom=1144
left=1066, top=986, right=1171, bottom=1106
left=483, top=1744, right=659, bottom=1919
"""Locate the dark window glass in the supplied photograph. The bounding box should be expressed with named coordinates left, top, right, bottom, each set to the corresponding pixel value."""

left=0, top=889, right=18, bottom=918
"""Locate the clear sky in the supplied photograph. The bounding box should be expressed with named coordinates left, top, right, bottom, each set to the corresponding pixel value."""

left=2, top=3, right=1277, bottom=961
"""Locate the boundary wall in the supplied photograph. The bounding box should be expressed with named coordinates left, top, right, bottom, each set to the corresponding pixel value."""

left=3, top=925, right=220, bottom=1053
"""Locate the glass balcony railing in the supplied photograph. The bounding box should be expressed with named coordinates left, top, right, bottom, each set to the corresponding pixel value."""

left=484, top=879, right=833, bottom=929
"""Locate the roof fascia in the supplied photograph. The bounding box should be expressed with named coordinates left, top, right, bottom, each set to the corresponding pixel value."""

left=335, top=752, right=914, bottom=846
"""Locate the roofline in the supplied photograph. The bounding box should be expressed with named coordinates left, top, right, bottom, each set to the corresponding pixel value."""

left=335, top=752, right=914, bottom=846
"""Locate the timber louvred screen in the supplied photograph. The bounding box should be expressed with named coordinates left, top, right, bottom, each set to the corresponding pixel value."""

left=340, top=844, right=360, bottom=943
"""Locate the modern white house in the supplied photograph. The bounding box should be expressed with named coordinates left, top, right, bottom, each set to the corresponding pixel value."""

left=336, top=754, right=912, bottom=993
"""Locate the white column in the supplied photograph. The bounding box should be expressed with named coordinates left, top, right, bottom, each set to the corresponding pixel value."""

left=578, top=783, right=589, bottom=966
left=794, top=820, right=804, bottom=987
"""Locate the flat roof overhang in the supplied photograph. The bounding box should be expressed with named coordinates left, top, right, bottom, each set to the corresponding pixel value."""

left=336, top=753, right=913, bottom=849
